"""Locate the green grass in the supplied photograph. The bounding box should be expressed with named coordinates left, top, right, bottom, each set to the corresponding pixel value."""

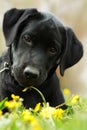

left=0, top=89, right=87, bottom=130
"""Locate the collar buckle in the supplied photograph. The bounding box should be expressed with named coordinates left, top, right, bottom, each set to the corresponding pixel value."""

left=0, top=62, right=9, bottom=73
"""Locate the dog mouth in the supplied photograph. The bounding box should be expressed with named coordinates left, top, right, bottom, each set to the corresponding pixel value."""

left=12, top=66, right=47, bottom=87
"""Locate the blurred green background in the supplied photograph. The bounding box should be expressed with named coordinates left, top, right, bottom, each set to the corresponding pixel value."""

left=0, top=0, right=87, bottom=97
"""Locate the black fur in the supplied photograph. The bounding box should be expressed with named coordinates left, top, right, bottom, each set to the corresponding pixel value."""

left=0, top=8, right=83, bottom=108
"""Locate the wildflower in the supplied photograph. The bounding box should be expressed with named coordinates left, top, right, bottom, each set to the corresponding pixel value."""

left=34, top=103, right=41, bottom=112
left=0, top=110, right=3, bottom=116
left=22, top=109, right=42, bottom=129
left=5, top=100, right=20, bottom=109
left=71, top=95, right=80, bottom=104
left=40, top=106, right=56, bottom=118
left=31, top=121, right=42, bottom=130
left=53, top=108, right=64, bottom=119
left=22, top=110, right=32, bottom=121
left=63, top=88, right=71, bottom=95
left=11, top=94, right=20, bottom=101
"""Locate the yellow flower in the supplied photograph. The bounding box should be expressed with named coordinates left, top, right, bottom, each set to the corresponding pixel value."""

left=40, top=106, right=56, bottom=118
left=71, top=95, right=80, bottom=104
left=53, top=108, right=64, bottom=119
left=63, top=88, right=71, bottom=95
left=31, top=121, right=42, bottom=130
left=40, top=106, right=64, bottom=120
left=11, top=94, right=20, bottom=101
left=0, top=110, right=3, bottom=116
left=22, top=110, right=42, bottom=130
left=5, top=100, right=20, bottom=109
left=22, top=110, right=34, bottom=122
left=34, top=103, right=41, bottom=112
left=22, top=110, right=31, bottom=121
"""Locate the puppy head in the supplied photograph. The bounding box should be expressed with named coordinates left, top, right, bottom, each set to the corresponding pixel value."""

left=3, top=8, right=83, bottom=87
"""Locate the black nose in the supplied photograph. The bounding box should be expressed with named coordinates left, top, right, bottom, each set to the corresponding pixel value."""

left=24, top=66, right=39, bottom=79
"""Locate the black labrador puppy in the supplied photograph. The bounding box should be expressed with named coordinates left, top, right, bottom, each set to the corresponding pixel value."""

left=0, top=8, right=83, bottom=108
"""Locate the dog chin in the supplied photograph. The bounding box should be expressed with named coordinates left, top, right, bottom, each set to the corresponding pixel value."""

left=15, top=78, right=44, bottom=88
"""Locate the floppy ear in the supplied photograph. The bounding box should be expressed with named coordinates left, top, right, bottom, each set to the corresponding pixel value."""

left=60, top=27, right=83, bottom=76
left=3, top=8, right=39, bottom=46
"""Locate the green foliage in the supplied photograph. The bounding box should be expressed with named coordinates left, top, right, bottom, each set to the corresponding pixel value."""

left=0, top=97, right=8, bottom=110
left=0, top=90, right=87, bottom=130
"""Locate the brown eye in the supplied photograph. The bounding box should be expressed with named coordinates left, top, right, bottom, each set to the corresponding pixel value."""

left=22, top=34, right=32, bottom=45
left=48, top=46, right=58, bottom=55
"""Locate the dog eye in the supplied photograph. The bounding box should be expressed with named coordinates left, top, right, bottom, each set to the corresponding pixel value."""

left=22, top=34, right=32, bottom=45
left=48, top=46, right=58, bottom=55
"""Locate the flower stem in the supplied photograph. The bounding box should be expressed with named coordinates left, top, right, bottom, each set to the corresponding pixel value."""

left=30, top=86, right=46, bottom=104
